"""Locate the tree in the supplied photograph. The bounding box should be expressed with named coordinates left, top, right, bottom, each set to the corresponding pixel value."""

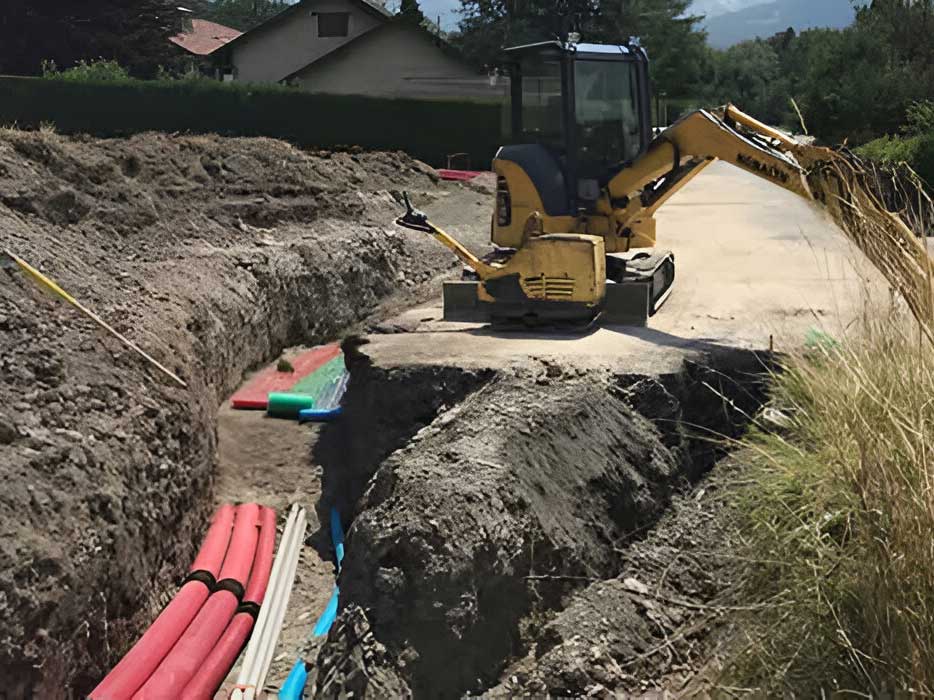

left=781, top=0, right=934, bottom=144
left=398, top=0, right=426, bottom=25
left=591, top=0, right=709, bottom=98
left=185, top=0, right=291, bottom=32
left=705, top=39, right=787, bottom=123
left=0, top=0, right=179, bottom=77
left=451, top=0, right=600, bottom=68
left=451, top=0, right=708, bottom=97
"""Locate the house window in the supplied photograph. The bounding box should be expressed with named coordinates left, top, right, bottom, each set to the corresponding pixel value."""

left=317, top=13, right=349, bottom=37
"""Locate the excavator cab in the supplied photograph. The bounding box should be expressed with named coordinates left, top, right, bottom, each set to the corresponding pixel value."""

left=497, top=38, right=652, bottom=233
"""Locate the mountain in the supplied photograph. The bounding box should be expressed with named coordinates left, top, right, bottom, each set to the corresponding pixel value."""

left=412, top=0, right=858, bottom=44
left=690, top=0, right=771, bottom=20
left=420, top=0, right=775, bottom=31
left=703, top=0, right=860, bottom=48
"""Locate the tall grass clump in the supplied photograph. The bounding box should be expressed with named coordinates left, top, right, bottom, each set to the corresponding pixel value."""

left=733, top=312, right=934, bottom=693
left=727, top=136, right=934, bottom=693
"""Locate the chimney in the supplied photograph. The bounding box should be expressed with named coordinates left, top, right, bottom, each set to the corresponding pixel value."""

left=177, top=6, right=194, bottom=33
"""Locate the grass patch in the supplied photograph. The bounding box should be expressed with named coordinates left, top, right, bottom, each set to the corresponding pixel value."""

left=731, top=307, right=934, bottom=694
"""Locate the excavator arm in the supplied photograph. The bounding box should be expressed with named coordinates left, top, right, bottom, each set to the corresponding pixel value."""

left=601, top=104, right=831, bottom=250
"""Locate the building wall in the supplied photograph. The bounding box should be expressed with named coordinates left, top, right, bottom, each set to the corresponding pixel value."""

left=231, top=0, right=382, bottom=83
left=292, top=23, right=505, bottom=101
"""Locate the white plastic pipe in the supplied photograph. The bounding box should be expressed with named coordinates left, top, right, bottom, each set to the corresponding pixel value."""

left=255, top=508, right=307, bottom=694
left=237, top=505, right=306, bottom=700
left=234, top=504, right=301, bottom=700
left=231, top=504, right=301, bottom=700
left=244, top=507, right=306, bottom=700
left=239, top=504, right=303, bottom=700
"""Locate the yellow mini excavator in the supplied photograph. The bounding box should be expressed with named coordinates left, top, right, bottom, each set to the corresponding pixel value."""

left=396, top=37, right=828, bottom=325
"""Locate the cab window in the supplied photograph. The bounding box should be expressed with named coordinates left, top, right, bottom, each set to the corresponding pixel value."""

left=574, top=59, right=641, bottom=172
left=519, top=58, right=564, bottom=149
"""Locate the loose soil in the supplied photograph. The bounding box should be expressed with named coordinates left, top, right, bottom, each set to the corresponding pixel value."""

left=0, top=127, right=487, bottom=698
left=310, top=349, right=770, bottom=698
left=1, top=126, right=775, bottom=700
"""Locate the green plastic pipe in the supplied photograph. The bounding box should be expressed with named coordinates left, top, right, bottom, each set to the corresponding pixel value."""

left=266, top=392, right=315, bottom=419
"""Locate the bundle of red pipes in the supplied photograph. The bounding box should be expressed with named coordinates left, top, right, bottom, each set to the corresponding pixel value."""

left=89, top=503, right=277, bottom=700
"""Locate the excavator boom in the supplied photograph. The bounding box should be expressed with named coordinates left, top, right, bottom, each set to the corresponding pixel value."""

left=602, top=104, right=831, bottom=248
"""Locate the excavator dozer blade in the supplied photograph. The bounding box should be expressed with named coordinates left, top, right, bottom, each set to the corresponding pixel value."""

left=443, top=281, right=489, bottom=322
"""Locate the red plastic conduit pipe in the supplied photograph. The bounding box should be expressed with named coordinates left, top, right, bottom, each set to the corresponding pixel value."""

left=180, top=506, right=278, bottom=700
left=133, top=503, right=261, bottom=700
left=89, top=505, right=237, bottom=700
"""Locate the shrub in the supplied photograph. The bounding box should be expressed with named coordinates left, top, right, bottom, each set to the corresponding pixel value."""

left=858, top=132, right=934, bottom=190
left=856, top=133, right=919, bottom=163
left=41, top=58, right=131, bottom=82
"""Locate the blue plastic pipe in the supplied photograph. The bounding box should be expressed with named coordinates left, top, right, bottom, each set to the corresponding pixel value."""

left=278, top=508, right=345, bottom=700
left=279, top=661, right=308, bottom=700
left=297, top=407, right=342, bottom=423
left=331, top=508, right=345, bottom=571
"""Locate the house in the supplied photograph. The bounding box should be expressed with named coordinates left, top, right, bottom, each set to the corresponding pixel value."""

left=170, top=10, right=242, bottom=61
left=209, top=0, right=501, bottom=100
left=169, top=8, right=243, bottom=78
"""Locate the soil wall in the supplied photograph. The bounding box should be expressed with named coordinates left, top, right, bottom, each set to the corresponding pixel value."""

left=0, top=128, right=453, bottom=698
left=312, top=352, right=770, bottom=698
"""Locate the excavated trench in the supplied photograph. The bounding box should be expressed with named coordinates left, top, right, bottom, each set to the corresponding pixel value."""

left=2, top=236, right=449, bottom=699
left=1, top=128, right=774, bottom=698
left=0, top=129, right=459, bottom=698
left=308, top=344, right=772, bottom=698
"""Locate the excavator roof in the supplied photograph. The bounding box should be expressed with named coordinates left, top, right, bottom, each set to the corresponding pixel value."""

left=503, top=40, right=642, bottom=59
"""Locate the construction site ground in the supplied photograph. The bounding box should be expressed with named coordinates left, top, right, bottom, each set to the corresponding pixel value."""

left=0, top=129, right=896, bottom=699
left=222, top=162, right=885, bottom=697
left=369, top=160, right=883, bottom=373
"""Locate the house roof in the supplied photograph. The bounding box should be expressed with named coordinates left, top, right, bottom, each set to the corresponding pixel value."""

left=282, top=18, right=471, bottom=82
left=221, top=0, right=393, bottom=54
left=170, top=19, right=242, bottom=56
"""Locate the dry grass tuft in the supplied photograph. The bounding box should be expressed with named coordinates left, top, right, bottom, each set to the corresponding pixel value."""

left=731, top=153, right=934, bottom=693
left=799, top=146, right=934, bottom=340
left=734, top=307, right=934, bottom=694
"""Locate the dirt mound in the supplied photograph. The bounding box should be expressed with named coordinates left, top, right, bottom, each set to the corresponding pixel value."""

left=490, top=459, right=746, bottom=697
left=311, top=351, right=769, bottom=698
left=0, top=127, right=456, bottom=698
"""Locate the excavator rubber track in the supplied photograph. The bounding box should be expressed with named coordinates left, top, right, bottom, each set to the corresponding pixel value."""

left=602, top=250, right=675, bottom=325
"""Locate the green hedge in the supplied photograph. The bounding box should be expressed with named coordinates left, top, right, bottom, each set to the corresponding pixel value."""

left=857, top=132, right=934, bottom=190
left=0, top=76, right=502, bottom=167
